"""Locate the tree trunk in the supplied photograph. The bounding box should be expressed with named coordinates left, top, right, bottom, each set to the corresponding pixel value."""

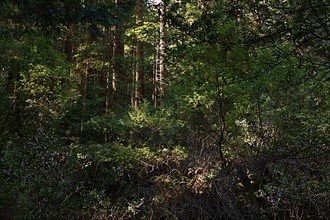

left=134, top=0, right=144, bottom=107
left=158, top=0, right=167, bottom=107
left=80, top=63, right=88, bottom=136
left=64, top=23, right=76, bottom=62
left=112, top=25, right=124, bottom=106
left=215, top=75, right=225, bottom=163
left=103, top=27, right=112, bottom=112
left=112, top=0, right=126, bottom=107
left=152, top=53, right=157, bottom=108
left=102, top=27, right=112, bottom=143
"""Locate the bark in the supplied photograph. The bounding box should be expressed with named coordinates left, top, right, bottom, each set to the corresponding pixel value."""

left=112, top=22, right=125, bottom=107
left=80, top=63, right=88, bottom=136
left=112, top=26, right=121, bottom=102
left=103, top=27, right=112, bottom=112
left=152, top=53, right=157, bottom=108
left=64, top=23, right=76, bottom=62
left=158, top=0, right=167, bottom=107
left=134, top=0, right=144, bottom=107
left=215, top=75, right=225, bottom=163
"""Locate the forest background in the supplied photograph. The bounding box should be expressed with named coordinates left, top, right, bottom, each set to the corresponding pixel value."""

left=0, top=0, right=329, bottom=219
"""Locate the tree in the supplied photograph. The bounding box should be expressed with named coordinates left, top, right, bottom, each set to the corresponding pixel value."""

left=158, top=0, right=167, bottom=107
left=0, top=0, right=329, bottom=219
left=133, top=0, right=145, bottom=107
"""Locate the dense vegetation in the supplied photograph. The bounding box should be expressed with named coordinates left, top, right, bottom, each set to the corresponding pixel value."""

left=0, top=0, right=329, bottom=219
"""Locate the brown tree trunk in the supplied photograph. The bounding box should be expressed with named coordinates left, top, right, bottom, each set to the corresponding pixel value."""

left=112, top=0, right=126, bottom=107
left=102, top=27, right=113, bottom=143
left=134, top=0, right=144, bottom=107
left=64, top=23, right=76, bottom=62
left=103, top=27, right=112, bottom=112
left=152, top=53, right=157, bottom=108
left=158, top=0, right=167, bottom=107
left=215, top=75, right=225, bottom=163
left=112, top=25, right=125, bottom=106
left=80, top=63, right=88, bottom=136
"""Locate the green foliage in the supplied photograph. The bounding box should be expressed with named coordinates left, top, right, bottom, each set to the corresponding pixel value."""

left=124, top=102, right=185, bottom=146
left=0, top=0, right=329, bottom=219
left=0, top=129, right=80, bottom=219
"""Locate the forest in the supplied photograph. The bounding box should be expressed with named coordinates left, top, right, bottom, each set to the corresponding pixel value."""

left=0, top=0, right=329, bottom=219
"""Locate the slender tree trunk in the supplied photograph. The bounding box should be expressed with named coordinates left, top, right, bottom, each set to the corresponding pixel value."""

left=158, top=0, right=167, bottom=107
left=152, top=53, right=157, bottom=108
left=112, top=25, right=125, bottom=106
left=80, top=64, right=88, bottom=136
left=102, top=27, right=112, bottom=143
left=215, top=76, right=225, bottom=163
left=112, top=0, right=126, bottom=107
left=12, top=76, right=21, bottom=132
left=131, top=48, right=136, bottom=106
left=65, top=23, right=76, bottom=62
left=103, top=27, right=112, bottom=112
left=79, top=26, right=96, bottom=136
left=112, top=26, right=124, bottom=105
left=134, top=0, right=144, bottom=107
